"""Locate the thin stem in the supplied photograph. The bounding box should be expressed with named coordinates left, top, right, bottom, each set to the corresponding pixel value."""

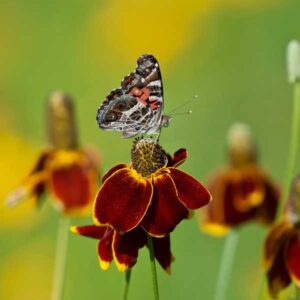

left=51, top=217, right=70, bottom=300
left=256, top=276, right=266, bottom=300
left=147, top=234, right=159, bottom=300
left=296, top=286, right=300, bottom=300
left=213, top=230, right=239, bottom=300
left=122, top=270, right=132, bottom=300
left=280, top=81, right=300, bottom=213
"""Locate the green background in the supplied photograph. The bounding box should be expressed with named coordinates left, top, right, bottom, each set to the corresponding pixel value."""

left=0, top=0, right=299, bottom=299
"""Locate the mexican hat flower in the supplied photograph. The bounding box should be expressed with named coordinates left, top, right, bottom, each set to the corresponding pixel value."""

left=201, top=123, right=279, bottom=236
left=94, top=137, right=211, bottom=237
left=71, top=225, right=173, bottom=272
left=6, top=91, right=100, bottom=215
left=72, top=137, right=211, bottom=272
left=263, top=174, right=300, bottom=298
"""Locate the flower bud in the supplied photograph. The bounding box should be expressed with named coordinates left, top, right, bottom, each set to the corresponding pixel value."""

left=287, top=40, right=300, bottom=83
left=227, top=123, right=257, bottom=167
left=47, top=91, right=78, bottom=149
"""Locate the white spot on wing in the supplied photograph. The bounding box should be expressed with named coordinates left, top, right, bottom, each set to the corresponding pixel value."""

left=147, top=80, right=161, bottom=87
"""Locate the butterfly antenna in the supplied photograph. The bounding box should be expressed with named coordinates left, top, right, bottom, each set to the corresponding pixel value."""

left=172, top=110, right=193, bottom=116
left=167, top=94, right=198, bottom=115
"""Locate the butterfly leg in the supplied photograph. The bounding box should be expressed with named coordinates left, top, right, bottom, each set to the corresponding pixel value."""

left=156, top=129, right=162, bottom=143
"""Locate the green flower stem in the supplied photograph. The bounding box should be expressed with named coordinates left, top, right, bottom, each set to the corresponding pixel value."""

left=51, top=217, right=70, bottom=300
left=123, top=270, right=132, bottom=300
left=256, top=276, right=266, bottom=300
left=257, top=81, right=300, bottom=300
left=147, top=234, right=160, bottom=300
left=281, top=80, right=300, bottom=213
left=213, top=230, right=239, bottom=300
left=296, top=286, right=300, bottom=300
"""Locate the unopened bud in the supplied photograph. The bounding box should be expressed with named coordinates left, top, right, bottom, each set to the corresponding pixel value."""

left=227, top=123, right=257, bottom=167
left=47, top=91, right=78, bottom=149
left=287, top=40, right=300, bottom=83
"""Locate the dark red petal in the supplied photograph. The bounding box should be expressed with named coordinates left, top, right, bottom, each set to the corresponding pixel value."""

left=70, top=225, right=107, bottom=239
left=152, top=234, right=173, bottom=273
left=142, top=174, right=189, bottom=237
left=98, top=228, right=114, bottom=270
left=205, top=168, right=260, bottom=227
left=169, top=168, right=211, bottom=209
left=167, top=149, right=187, bottom=167
left=112, top=227, right=146, bottom=272
left=30, top=151, right=52, bottom=204
left=232, top=174, right=265, bottom=212
left=286, top=231, right=300, bottom=286
left=102, top=164, right=127, bottom=183
left=263, top=221, right=293, bottom=270
left=200, top=171, right=231, bottom=236
left=94, top=168, right=153, bottom=233
left=29, top=149, right=52, bottom=175
left=50, top=163, right=92, bottom=212
left=256, top=180, right=280, bottom=225
left=267, top=242, right=291, bottom=298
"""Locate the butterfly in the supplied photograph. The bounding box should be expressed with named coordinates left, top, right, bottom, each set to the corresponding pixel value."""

left=96, top=54, right=171, bottom=138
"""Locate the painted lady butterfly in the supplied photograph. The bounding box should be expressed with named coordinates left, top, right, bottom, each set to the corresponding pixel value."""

left=96, top=54, right=171, bottom=138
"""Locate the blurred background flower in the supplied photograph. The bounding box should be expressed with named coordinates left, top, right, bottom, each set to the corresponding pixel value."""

left=201, top=123, right=279, bottom=236
left=1, top=0, right=300, bottom=299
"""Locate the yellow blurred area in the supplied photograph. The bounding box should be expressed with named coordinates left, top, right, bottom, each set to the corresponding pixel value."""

left=0, top=238, right=52, bottom=300
left=87, top=0, right=211, bottom=65
left=0, top=124, right=45, bottom=231
left=85, top=0, right=280, bottom=67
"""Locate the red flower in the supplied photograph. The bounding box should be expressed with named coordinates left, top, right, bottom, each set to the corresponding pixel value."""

left=6, top=91, right=100, bottom=215
left=71, top=225, right=173, bottom=272
left=201, top=124, right=279, bottom=236
left=93, top=138, right=211, bottom=237
left=263, top=175, right=300, bottom=298
left=72, top=138, right=211, bottom=272
left=6, top=148, right=100, bottom=215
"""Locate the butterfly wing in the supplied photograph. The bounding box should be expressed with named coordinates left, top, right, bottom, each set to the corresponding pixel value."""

left=96, top=54, right=164, bottom=137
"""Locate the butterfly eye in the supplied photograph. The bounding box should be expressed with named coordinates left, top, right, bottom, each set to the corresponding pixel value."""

left=105, top=112, right=118, bottom=122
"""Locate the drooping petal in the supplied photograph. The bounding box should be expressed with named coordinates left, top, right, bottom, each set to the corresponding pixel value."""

left=256, top=180, right=280, bottom=225
left=102, top=164, right=127, bottom=183
left=30, top=150, right=53, bottom=204
left=94, top=168, right=153, bottom=233
left=169, top=168, right=211, bottom=209
left=263, top=221, right=293, bottom=270
left=142, top=174, right=189, bottom=237
left=29, top=149, right=53, bottom=175
left=112, top=228, right=146, bottom=272
left=200, top=171, right=231, bottom=236
left=232, top=174, right=265, bottom=212
left=223, top=180, right=257, bottom=226
left=267, top=243, right=291, bottom=298
left=166, top=149, right=187, bottom=168
left=152, top=234, right=173, bottom=273
left=98, top=228, right=114, bottom=270
left=49, top=163, right=92, bottom=213
left=286, top=231, right=300, bottom=286
left=6, top=151, right=51, bottom=208
left=70, top=225, right=107, bottom=239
